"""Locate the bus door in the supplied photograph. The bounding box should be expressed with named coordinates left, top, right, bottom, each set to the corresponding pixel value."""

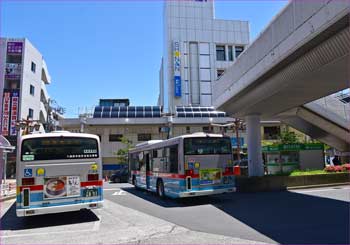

left=145, top=152, right=151, bottom=189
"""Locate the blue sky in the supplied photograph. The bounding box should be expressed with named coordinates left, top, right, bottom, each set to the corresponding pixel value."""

left=1, top=0, right=288, bottom=117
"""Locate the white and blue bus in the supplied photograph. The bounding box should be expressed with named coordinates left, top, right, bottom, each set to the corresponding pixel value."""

left=16, top=132, right=103, bottom=217
left=129, top=133, right=236, bottom=198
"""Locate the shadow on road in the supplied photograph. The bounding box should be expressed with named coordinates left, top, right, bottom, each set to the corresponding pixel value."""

left=122, top=186, right=230, bottom=207
left=123, top=186, right=350, bottom=244
left=0, top=203, right=99, bottom=231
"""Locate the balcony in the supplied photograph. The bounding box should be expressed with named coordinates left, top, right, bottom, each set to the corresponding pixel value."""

left=41, top=59, right=51, bottom=84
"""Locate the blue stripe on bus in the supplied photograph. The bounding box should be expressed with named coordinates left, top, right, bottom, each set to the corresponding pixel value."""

left=17, top=198, right=102, bottom=209
left=135, top=174, right=235, bottom=197
left=17, top=187, right=103, bottom=205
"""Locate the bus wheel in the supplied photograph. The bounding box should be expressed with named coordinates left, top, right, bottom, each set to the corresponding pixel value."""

left=157, top=180, right=165, bottom=198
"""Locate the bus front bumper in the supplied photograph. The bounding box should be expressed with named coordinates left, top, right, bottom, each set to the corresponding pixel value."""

left=16, top=201, right=103, bottom=217
left=178, top=187, right=236, bottom=198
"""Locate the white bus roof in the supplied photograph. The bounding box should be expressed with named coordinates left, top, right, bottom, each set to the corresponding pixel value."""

left=20, top=132, right=100, bottom=140
left=135, top=140, right=164, bottom=147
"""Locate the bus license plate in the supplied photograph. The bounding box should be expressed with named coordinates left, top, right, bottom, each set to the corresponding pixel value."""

left=84, top=187, right=98, bottom=197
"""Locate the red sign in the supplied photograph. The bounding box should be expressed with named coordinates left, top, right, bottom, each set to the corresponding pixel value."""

left=10, top=91, right=19, bottom=136
left=1, top=92, right=11, bottom=136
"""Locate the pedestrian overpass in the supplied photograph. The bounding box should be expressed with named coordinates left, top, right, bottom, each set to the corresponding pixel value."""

left=212, top=1, right=350, bottom=176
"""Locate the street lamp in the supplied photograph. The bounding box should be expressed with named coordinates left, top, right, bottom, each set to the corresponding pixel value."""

left=211, top=118, right=246, bottom=164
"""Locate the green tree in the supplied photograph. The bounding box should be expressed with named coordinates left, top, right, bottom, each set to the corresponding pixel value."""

left=115, top=136, right=133, bottom=164
left=279, top=130, right=301, bottom=144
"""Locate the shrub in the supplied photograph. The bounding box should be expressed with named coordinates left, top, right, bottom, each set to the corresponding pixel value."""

left=324, top=164, right=350, bottom=172
left=342, top=163, right=350, bottom=172
left=324, top=166, right=336, bottom=172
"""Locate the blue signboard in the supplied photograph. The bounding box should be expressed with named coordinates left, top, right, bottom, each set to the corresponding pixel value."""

left=174, top=76, right=182, bottom=97
left=231, top=137, right=244, bottom=148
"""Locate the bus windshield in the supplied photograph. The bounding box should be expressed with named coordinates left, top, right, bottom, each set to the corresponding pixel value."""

left=184, top=137, right=231, bottom=155
left=21, top=137, right=99, bottom=161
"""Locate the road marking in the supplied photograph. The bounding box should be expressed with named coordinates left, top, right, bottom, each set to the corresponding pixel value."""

left=293, top=187, right=350, bottom=193
left=92, top=215, right=102, bottom=231
left=112, top=190, right=126, bottom=196
left=104, top=188, right=129, bottom=191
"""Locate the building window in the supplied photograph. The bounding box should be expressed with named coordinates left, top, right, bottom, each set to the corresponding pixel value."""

left=109, top=134, right=123, bottom=142
left=228, top=46, right=233, bottom=61
left=31, top=62, right=36, bottom=73
left=217, top=69, right=225, bottom=79
left=216, top=45, right=226, bottom=61
left=138, top=133, right=151, bottom=142
left=28, top=108, right=34, bottom=119
left=186, top=126, right=191, bottom=134
left=30, top=85, right=35, bottom=96
left=203, top=126, right=213, bottom=133
left=235, top=46, right=244, bottom=58
left=263, top=126, right=280, bottom=140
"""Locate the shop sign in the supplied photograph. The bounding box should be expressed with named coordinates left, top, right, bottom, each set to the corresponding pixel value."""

left=10, top=91, right=19, bottom=136
left=5, top=63, right=22, bottom=80
left=7, top=42, right=23, bottom=55
left=1, top=92, right=11, bottom=136
left=173, top=41, right=181, bottom=97
left=263, top=144, right=324, bottom=152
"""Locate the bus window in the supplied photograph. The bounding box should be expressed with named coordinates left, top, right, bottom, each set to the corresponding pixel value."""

left=167, top=145, right=178, bottom=173
left=21, top=137, right=99, bottom=161
left=184, top=137, right=231, bottom=155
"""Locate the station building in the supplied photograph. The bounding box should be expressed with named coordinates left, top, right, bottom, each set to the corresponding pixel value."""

left=0, top=38, right=54, bottom=177
left=158, top=0, right=250, bottom=112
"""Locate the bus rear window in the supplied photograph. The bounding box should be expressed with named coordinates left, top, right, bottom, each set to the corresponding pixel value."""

left=21, top=137, right=99, bottom=161
left=184, top=137, right=231, bottom=155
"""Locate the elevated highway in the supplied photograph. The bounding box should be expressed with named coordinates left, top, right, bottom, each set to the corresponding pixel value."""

left=212, top=1, right=350, bottom=175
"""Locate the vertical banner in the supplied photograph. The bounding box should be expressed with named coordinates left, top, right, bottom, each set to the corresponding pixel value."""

left=10, top=90, right=19, bottom=136
left=173, top=41, right=182, bottom=97
left=1, top=92, right=11, bottom=136
left=7, top=42, right=23, bottom=55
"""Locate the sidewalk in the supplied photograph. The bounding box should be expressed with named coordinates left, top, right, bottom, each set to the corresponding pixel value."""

left=0, top=179, right=16, bottom=202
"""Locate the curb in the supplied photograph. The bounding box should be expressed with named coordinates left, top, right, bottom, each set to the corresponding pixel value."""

left=0, top=194, right=16, bottom=202
left=287, top=182, right=350, bottom=190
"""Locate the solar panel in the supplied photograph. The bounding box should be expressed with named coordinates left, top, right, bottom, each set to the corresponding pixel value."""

left=93, top=111, right=102, bottom=118
left=144, top=111, right=152, bottom=117
left=93, top=106, right=163, bottom=118
left=153, top=111, right=161, bottom=117
left=102, top=111, right=111, bottom=118
left=95, top=106, right=103, bottom=112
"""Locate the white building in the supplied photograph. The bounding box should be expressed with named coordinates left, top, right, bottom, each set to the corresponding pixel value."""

left=159, top=0, right=250, bottom=112
left=0, top=37, right=52, bottom=177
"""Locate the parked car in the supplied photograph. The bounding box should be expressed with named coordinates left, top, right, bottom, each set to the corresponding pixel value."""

left=109, top=168, right=129, bottom=183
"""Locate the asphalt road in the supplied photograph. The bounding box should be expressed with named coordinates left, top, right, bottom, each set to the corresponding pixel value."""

left=104, top=182, right=350, bottom=244
left=1, top=183, right=349, bottom=244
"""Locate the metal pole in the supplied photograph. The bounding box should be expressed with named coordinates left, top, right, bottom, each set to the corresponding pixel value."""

left=3, top=151, right=7, bottom=185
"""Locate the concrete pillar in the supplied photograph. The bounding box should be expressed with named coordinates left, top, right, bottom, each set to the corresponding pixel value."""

left=246, top=114, right=264, bottom=176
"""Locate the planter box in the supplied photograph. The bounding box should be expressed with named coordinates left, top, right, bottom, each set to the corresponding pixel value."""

left=236, top=173, right=350, bottom=192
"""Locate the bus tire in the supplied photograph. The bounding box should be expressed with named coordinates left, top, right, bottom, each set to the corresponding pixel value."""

left=157, top=179, right=165, bottom=198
